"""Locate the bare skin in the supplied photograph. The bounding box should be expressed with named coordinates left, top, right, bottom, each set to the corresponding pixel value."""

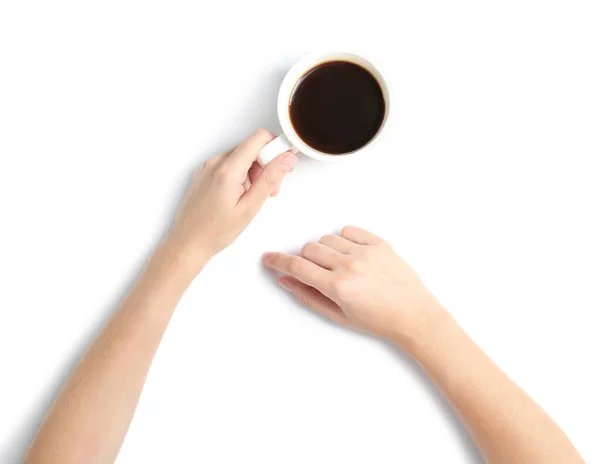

left=263, top=227, right=584, bottom=464
left=24, top=129, right=297, bottom=464
left=25, top=129, right=583, bottom=464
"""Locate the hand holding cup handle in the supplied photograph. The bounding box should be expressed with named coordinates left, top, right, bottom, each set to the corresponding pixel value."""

left=258, top=135, right=298, bottom=166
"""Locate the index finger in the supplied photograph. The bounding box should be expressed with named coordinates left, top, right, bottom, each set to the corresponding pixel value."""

left=228, top=128, right=275, bottom=175
left=262, top=252, right=332, bottom=293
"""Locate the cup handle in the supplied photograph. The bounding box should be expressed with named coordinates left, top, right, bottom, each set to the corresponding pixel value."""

left=258, top=134, right=297, bottom=166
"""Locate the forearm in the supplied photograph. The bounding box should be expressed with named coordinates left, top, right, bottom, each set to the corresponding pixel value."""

left=401, top=311, right=583, bottom=464
left=24, top=130, right=292, bottom=464
left=25, top=242, right=201, bottom=464
left=262, top=226, right=585, bottom=462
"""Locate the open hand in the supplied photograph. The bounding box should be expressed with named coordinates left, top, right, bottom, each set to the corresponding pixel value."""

left=263, top=226, right=447, bottom=348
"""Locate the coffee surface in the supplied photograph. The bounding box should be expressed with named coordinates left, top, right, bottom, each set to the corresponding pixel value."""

left=289, top=61, right=385, bottom=154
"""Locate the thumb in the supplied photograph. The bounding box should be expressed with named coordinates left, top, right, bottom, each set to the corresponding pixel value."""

left=239, top=152, right=297, bottom=213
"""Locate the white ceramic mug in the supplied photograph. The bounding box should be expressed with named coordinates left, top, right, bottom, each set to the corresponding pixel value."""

left=258, top=51, right=389, bottom=166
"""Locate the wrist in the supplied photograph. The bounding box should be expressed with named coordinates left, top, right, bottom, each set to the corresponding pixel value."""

left=155, top=236, right=212, bottom=280
left=162, top=227, right=215, bottom=270
left=389, top=304, right=458, bottom=358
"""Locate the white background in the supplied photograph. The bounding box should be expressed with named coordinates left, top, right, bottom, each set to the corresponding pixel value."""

left=1, top=1, right=599, bottom=462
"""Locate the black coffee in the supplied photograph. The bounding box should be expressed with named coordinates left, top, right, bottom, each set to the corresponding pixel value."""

left=289, top=61, right=385, bottom=154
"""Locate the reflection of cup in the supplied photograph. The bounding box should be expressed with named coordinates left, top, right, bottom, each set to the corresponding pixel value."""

left=258, top=51, right=389, bottom=166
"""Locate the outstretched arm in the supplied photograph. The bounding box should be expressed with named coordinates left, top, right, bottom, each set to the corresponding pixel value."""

left=263, top=226, right=583, bottom=464
left=25, top=129, right=297, bottom=464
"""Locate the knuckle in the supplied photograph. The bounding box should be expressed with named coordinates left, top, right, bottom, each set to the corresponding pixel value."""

left=301, top=242, right=316, bottom=258
left=376, top=239, right=390, bottom=249
left=263, top=168, right=281, bottom=189
left=341, top=225, right=356, bottom=237
left=345, top=258, right=363, bottom=272
left=319, top=234, right=334, bottom=245
left=204, top=157, right=218, bottom=169
left=286, top=256, right=303, bottom=275
left=330, top=278, right=349, bottom=296
left=254, top=127, right=271, bottom=139
left=363, top=245, right=377, bottom=257
left=213, top=166, right=232, bottom=183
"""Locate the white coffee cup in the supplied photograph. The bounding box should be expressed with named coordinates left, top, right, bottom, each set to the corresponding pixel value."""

left=258, top=51, right=389, bottom=166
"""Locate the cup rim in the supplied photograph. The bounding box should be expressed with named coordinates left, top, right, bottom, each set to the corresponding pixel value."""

left=276, top=51, right=389, bottom=161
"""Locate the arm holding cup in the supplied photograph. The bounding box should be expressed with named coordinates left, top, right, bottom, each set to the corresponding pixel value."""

left=24, top=129, right=296, bottom=464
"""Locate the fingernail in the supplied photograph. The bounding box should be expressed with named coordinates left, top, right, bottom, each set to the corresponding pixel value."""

left=279, top=154, right=297, bottom=172
left=278, top=279, right=292, bottom=291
